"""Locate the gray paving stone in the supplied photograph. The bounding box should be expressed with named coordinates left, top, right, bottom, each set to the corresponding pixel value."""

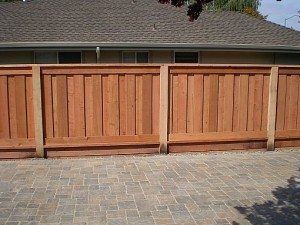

left=0, top=151, right=299, bottom=225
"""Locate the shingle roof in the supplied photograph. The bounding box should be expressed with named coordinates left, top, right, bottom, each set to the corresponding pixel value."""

left=0, top=0, right=300, bottom=51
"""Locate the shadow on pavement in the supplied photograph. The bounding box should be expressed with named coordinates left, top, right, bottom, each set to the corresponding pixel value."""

left=232, top=171, right=300, bottom=225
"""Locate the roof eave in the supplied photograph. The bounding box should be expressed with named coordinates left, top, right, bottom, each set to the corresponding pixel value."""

left=1, top=42, right=300, bottom=53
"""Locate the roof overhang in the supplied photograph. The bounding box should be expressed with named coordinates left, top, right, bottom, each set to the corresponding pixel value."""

left=1, top=42, right=300, bottom=53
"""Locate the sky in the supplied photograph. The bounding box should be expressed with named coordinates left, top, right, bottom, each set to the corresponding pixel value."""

left=258, top=0, right=300, bottom=31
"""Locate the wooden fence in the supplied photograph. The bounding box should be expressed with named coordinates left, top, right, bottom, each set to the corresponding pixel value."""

left=0, top=64, right=299, bottom=158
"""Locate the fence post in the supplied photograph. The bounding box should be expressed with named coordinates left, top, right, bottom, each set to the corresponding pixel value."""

left=32, top=65, right=45, bottom=158
left=159, top=65, right=169, bottom=154
left=267, top=66, right=279, bottom=151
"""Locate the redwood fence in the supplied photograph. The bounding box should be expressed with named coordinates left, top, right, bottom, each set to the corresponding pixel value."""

left=0, top=64, right=299, bottom=158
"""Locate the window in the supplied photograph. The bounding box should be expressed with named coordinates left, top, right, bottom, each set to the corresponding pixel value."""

left=122, top=51, right=148, bottom=63
left=175, top=52, right=199, bottom=63
left=34, top=51, right=82, bottom=64
left=58, top=52, right=81, bottom=64
left=35, top=52, right=57, bottom=64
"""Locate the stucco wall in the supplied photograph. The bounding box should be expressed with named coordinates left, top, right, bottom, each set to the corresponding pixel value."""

left=0, top=51, right=34, bottom=64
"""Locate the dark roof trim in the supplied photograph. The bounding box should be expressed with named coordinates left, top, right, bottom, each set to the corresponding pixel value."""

left=1, top=42, right=300, bottom=53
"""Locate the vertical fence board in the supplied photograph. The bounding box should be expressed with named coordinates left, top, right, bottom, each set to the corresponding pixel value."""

left=298, top=76, right=300, bottom=130
left=119, top=75, right=126, bottom=135
left=169, top=74, right=173, bottom=134
left=26, top=76, right=35, bottom=138
left=67, top=76, right=75, bottom=136
left=136, top=75, right=143, bottom=135
left=152, top=74, right=160, bottom=135
left=74, top=75, right=86, bottom=136
left=178, top=74, right=187, bottom=133
left=254, top=74, right=264, bottom=131
left=233, top=75, right=240, bottom=132
left=109, top=75, right=119, bottom=136
left=217, top=75, right=225, bottom=132
left=142, top=74, right=152, bottom=134
left=224, top=74, right=234, bottom=132
left=126, top=75, right=136, bottom=135
left=276, top=75, right=287, bottom=130
left=103, top=75, right=119, bottom=136
left=247, top=75, right=255, bottom=131
left=285, top=75, right=299, bottom=130
left=53, top=75, right=69, bottom=137
left=209, top=75, right=219, bottom=132
left=187, top=75, right=194, bottom=133
left=193, top=74, right=203, bottom=133
left=92, top=75, right=103, bottom=136
left=43, top=75, right=54, bottom=138
left=0, top=76, right=10, bottom=138
left=172, top=75, right=178, bottom=133
left=239, top=74, right=249, bottom=131
left=15, top=76, right=27, bottom=138
left=203, top=75, right=210, bottom=132
left=85, top=75, right=93, bottom=136
left=261, top=75, right=270, bottom=131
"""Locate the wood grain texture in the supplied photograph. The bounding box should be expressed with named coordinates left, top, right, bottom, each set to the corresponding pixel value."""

left=253, top=74, right=264, bottom=131
left=92, top=75, right=103, bottom=136
left=159, top=66, right=169, bottom=154
left=32, top=66, right=44, bottom=157
left=239, top=74, right=249, bottom=131
left=267, top=67, right=278, bottom=151
left=177, top=74, right=187, bottom=133
left=42, top=75, right=54, bottom=138
left=25, top=76, right=35, bottom=138
left=187, top=74, right=194, bottom=133
left=261, top=75, right=270, bottom=131
left=285, top=75, right=299, bottom=130
left=232, top=75, right=240, bottom=132
left=224, top=74, right=234, bottom=132
left=247, top=75, right=255, bottom=131
left=142, top=74, right=152, bottom=134
left=126, top=75, right=136, bottom=135
left=193, top=74, right=203, bottom=133
left=0, top=76, right=10, bottom=139
left=53, top=75, right=69, bottom=137
left=169, top=131, right=267, bottom=143
left=15, top=76, right=27, bottom=138
left=276, top=75, right=287, bottom=130
left=152, top=74, right=160, bottom=135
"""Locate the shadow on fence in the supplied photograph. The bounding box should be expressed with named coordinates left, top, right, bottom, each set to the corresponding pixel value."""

left=232, top=171, right=300, bottom=225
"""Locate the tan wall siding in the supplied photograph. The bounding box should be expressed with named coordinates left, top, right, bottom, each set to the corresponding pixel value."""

left=275, top=53, right=300, bottom=65
left=0, top=51, right=34, bottom=64
left=150, top=51, right=173, bottom=63
left=100, top=51, right=121, bottom=63
left=201, top=51, right=274, bottom=64
left=82, top=51, right=96, bottom=63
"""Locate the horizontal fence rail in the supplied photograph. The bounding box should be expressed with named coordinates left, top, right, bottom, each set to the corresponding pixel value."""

left=0, top=64, right=300, bottom=158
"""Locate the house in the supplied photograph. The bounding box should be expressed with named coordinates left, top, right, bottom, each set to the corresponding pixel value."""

left=0, top=0, right=300, bottom=65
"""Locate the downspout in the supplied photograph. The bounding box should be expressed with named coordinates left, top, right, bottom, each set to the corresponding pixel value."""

left=96, top=47, right=100, bottom=63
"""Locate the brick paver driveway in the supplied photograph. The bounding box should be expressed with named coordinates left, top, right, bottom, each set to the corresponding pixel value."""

left=0, top=151, right=299, bottom=225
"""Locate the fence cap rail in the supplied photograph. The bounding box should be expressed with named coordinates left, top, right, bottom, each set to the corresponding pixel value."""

left=0, top=64, right=300, bottom=68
